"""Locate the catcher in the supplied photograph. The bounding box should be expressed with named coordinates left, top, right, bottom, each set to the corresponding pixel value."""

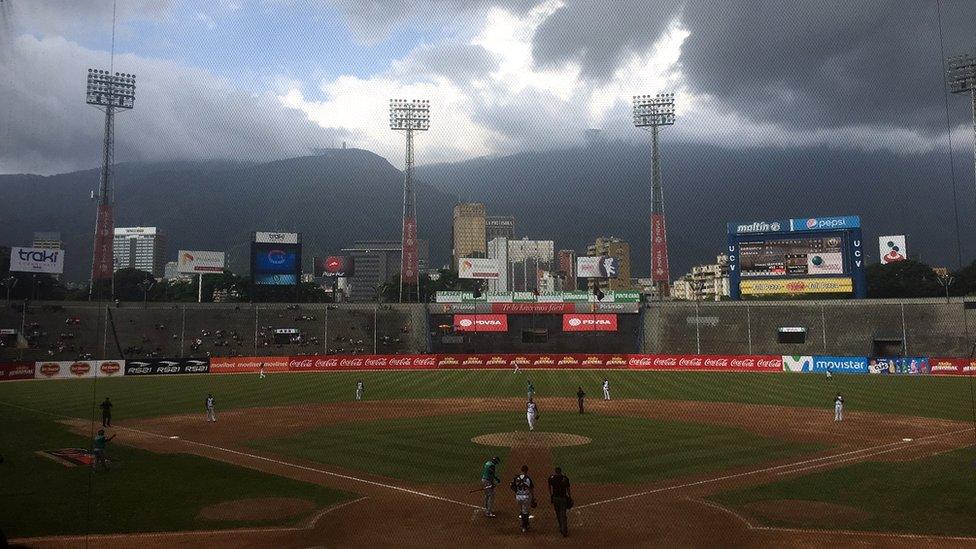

left=511, top=464, right=536, bottom=533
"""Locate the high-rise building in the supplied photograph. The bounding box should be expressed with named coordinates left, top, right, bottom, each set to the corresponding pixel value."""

left=485, top=216, right=515, bottom=243
left=557, top=249, right=577, bottom=291
left=487, top=237, right=509, bottom=292
left=452, top=203, right=487, bottom=268
left=32, top=232, right=63, bottom=250
left=671, top=254, right=730, bottom=301
left=341, top=239, right=429, bottom=302
left=586, top=237, right=633, bottom=291
left=113, top=227, right=167, bottom=277
left=488, top=238, right=554, bottom=292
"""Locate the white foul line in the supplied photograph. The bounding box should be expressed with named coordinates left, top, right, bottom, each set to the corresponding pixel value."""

left=117, top=424, right=482, bottom=510
left=575, top=427, right=972, bottom=510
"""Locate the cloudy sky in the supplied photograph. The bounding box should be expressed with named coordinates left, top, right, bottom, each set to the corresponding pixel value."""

left=1, top=0, right=975, bottom=175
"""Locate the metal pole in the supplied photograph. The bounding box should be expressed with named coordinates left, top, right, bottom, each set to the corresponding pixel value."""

left=198, top=274, right=203, bottom=303
left=694, top=299, right=701, bottom=355
left=901, top=302, right=908, bottom=356
left=102, top=305, right=109, bottom=358
left=323, top=306, right=329, bottom=355
left=253, top=305, right=259, bottom=355
left=373, top=304, right=378, bottom=354
left=746, top=303, right=753, bottom=354
left=399, top=128, right=414, bottom=304
left=820, top=304, right=827, bottom=353
left=971, top=88, right=976, bottom=199
left=180, top=305, right=186, bottom=357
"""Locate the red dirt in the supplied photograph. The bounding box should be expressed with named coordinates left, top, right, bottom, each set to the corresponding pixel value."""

left=17, top=397, right=976, bottom=548
left=197, top=498, right=314, bottom=521
left=740, top=500, right=870, bottom=527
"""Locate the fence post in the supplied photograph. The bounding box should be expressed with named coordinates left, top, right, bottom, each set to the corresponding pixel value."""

left=373, top=304, right=378, bottom=355
left=324, top=306, right=329, bottom=355
left=180, top=305, right=186, bottom=357
left=746, top=304, right=753, bottom=355
left=820, top=304, right=827, bottom=354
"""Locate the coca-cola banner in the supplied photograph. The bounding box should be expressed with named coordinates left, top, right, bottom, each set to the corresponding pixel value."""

left=0, top=362, right=35, bottom=381
left=627, top=355, right=783, bottom=372
left=288, top=355, right=437, bottom=371
left=34, top=360, right=126, bottom=379
left=929, top=358, right=976, bottom=375
left=453, top=314, right=509, bottom=332
left=210, top=356, right=290, bottom=374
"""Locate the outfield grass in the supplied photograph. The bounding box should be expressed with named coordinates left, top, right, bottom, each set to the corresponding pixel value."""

left=0, top=405, right=351, bottom=538
left=712, top=446, right=976, bottom=537
left=0, top=370, right=973, bottom=421
left=249, top=411, right=823, bottom=484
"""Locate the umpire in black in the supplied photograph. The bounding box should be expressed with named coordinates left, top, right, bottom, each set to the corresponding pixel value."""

left=548, top=466, right=573, bottom=537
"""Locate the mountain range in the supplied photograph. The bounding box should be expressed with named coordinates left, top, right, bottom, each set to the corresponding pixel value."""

left=1, top=142, right=974, bottom=283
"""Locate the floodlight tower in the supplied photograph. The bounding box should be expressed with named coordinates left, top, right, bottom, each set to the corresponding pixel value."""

left=633, top=93, right=675, bottom=299
left=948, top=54, right=976, bottom=200
left=389, top=99, right=430, bottom=302
left=86, top=68, right=136, bottom=300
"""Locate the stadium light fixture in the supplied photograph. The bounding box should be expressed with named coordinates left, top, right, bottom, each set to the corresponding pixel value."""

left=389, top=99, right=430, bottom=303
left=948, top=54, right=976, bottom=208
left=86, top=69, right=137, bottom=109
left=633, top=93, right=676, bottom=300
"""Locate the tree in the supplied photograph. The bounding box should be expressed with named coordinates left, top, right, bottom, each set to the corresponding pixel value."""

left=112, top=269, right=157, bottom=301
left=866, top=260, right=942, bottom=298
left=379, top=269, right=479, bottom=302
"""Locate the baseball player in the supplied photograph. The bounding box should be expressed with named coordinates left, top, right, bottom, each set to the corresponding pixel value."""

left=602, top=378, right=611, bottom=400
left=510, top=465, right=536, bottom=533
left=834, top=393, right=844, bottom=421
left=513, top=361, right=520, bottom=374
left=259, top=362, right=266, bottom=379
left=205, top=393, right=217, bottom=422
left=576, top=387, right=585, bottom=414
left=526, top=398, right=538, bottom=431
left=356, top=379, right=364, bottom=401
left=481, top=456, right=501, bottom=517
left=526, top=380, right=534, bottom=400
left=99, top=397, right=113, bottom=427
left=826, top=367, right=832, bottom=381
left=92, top=429, right=116, bottom=470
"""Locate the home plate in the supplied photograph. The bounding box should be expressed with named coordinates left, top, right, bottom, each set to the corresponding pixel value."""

left=902, top=438, right=913, bottom=442
left=169, top=436, right=180, bottom=439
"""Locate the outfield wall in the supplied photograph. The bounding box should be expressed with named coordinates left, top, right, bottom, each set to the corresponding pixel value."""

left=4, top=353, right=974, bottom=381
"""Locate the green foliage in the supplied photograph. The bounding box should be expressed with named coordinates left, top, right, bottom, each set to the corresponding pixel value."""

left=379, top=269, right=478, bottom=302
left=865, top=260, right=942, bottom=298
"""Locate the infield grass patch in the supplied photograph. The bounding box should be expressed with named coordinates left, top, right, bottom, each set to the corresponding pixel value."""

left=248, top=411, right=823, bottom=485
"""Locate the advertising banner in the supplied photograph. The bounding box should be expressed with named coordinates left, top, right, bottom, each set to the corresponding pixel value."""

left=929, top=358, right=976, bottom=375
left=867, top=357, right=894, bottom=374
left=811, top=356, right=869, bottom=374
left=210, top=356, right=289, bottom=374
left=879, top=235, right=907, bottom=264
left=255, top=232, right=299, bottom=244
left=436, top=291, right=463, bottom=303
left=402, top=217, right=419, bottom=284
left=627, top=355, right=782, bottom=372
left=740, top=277, right=853, bottom=295
left=178, top=250, right=225, bottom=273
left=123, top=358, right=210, bottom=376
left=287, top=355, right=436, bottom=371
left=790, top=216, right=860, bottom=231
left=252, top=242, right=301, bottom=286
left=316, top=256, right=355, bottom=278
left=435, top=354, right=630, bottom=370
left=10, top=247, right=64, bottom=274
left=651, top=213, right=669, bottom=282
left=458, top=258, right=501, bottom=279
left=453, top=314, right=508, bottom=332
left=782, top=355, right=814, bottom=372
left=894, top=357, right=929, bottom=375
left=806, top=252, right=844, bottom=275
left=576, top=256, right=620, bottom=279
left=562, top=314, right=618, bottom=332
left=34, top=360, right=125, bottom=379
left=583, top=302, right=640, bottom=314
left=490, top=303, right=575, bottom=314
left=0, top=362, right=35, bottom=381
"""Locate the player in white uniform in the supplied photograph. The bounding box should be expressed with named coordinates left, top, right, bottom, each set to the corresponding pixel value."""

left=356, top=379, right=364, bottom=401
left=526, top=399, right=538, bottom=431
left=205, top=393, right=216, bottom=422
left=602, top=378, right=610, bottom=400
left=510, top=465, right=536, bottom=533
left=834, top=393, right=844, bottom=421
left=259, top=362, right=266, bottom=379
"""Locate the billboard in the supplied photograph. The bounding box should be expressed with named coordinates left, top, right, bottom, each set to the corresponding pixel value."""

left=727, top=214, right=866, bottom=299
left=252, top=242, right=301, bottom=286
left=9, top=247, right=64, bottom=274
left=254, top=232, right=299, bottom=244
left=458, top=258, right=501, bottom=279
left=315, top=256, right=355, bottom=278
left=177, top=250, right=225, bottom=273
left=562, top=314, right=618, bottom=332
left=210, top=356, right=289, bottom=374
left=453, top=314, right=509, bottom=332
left=651, top=213, right=669, bottom=282
left=576, top=256, right=620, bottom=278
left=123, top=358, right=210, bottom=376
left=34, top=360, right=125, bottom=379
left=402, top=217, right=419, bottom=284
left=879, top=235, right=907, bottom=264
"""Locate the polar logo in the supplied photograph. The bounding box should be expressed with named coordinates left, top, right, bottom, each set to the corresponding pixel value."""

left=459, top=318, right=473, bottom=327
left=568, top=317, right=582, bottom=327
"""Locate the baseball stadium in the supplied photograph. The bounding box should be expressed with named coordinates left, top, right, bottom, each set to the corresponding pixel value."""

left=2, top=299, right=976, bottom=548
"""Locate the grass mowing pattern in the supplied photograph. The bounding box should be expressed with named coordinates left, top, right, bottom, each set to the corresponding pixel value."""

left=0, top=405, right=351, bottom=538
left=249, top=411, right=823, bottom=484
left=712, top=446, right=976, bottom=537
left=0, top=371, right=974, bottom=421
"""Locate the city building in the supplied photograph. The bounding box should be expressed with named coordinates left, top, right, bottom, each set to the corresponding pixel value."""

left=487, top=237, right=554, bottom=292
left=586, top=237, right=633, bottom=291
left=452, top=202, right=486, bottom=268
left=671, top=254, right=730, bottom=301
left=164, top=261, right=180, bottom=280
left=32, top=232, right=62, bottom=250
left=557, top=249, right=577, bottom=291
left=486, top=216, right=515, bottom=243
left=340, top=239, right=429, bottom=302
left=113, top=227, right=167, bottom=277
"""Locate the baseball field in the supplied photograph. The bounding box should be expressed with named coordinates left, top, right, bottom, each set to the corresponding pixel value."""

left=2, top=370, right=976, bottom=548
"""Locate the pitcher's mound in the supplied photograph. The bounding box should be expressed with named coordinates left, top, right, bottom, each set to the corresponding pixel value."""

left=472, top=432, right=591, bottom=448
left=742, top=500, right=869, bottom=527
left=198, top=497, right=315, bottom=521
